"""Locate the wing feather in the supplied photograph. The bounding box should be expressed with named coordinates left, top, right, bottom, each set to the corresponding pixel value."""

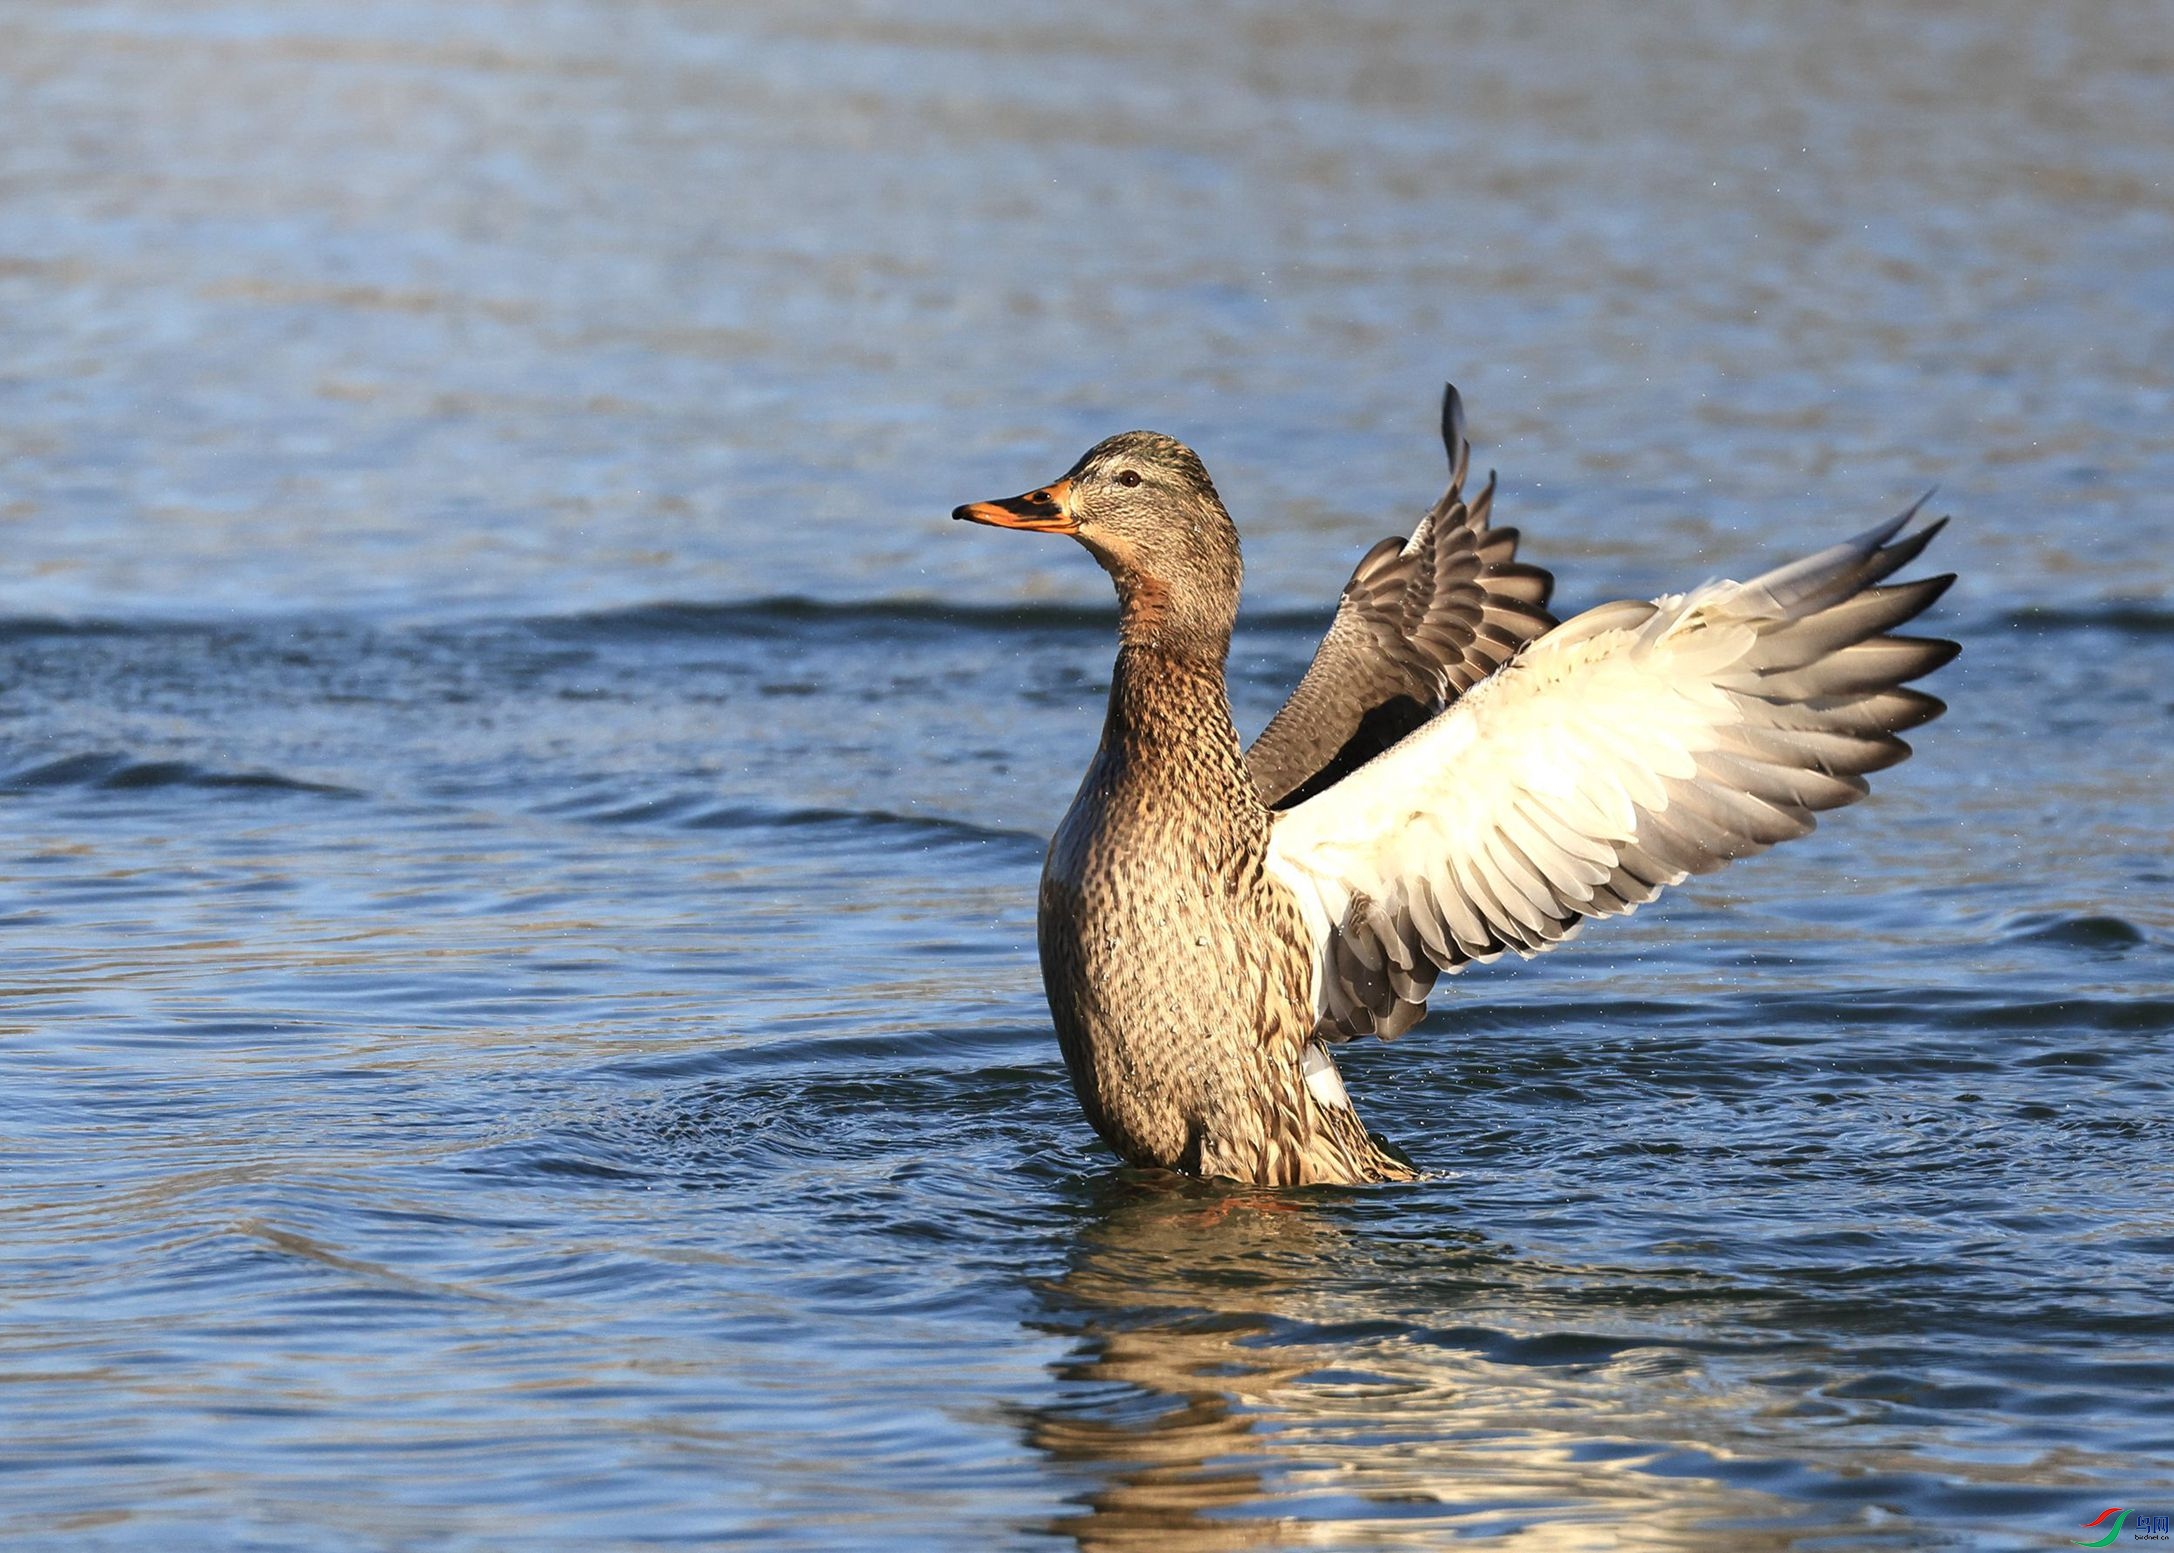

left=1245, top=386, right=1558, bottom=808
left=1266, top=508, right=1956, bottom=1040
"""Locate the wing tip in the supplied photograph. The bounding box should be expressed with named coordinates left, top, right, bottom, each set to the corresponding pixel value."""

left=1861, top=491, right=1947, bottom=551
left=1440, top=383, right=1471, bottom=493
left=1897, top=632, right=1963, bottom=678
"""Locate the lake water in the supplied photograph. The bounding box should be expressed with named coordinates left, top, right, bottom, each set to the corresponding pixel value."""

left=2, top=3, right=2170, bottom=1548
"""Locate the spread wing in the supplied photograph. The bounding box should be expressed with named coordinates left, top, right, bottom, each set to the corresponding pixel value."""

left=1245, top=386, right=1556, bottom=810
left=1264, top=504, right=1956, bottom=1040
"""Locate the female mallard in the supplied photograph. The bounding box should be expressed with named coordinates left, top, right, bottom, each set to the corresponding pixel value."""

left=955, top=387, right=1955, bottom=1186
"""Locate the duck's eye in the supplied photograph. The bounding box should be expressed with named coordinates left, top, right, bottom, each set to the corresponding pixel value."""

left=1116, top=470, right=1142, bottom=488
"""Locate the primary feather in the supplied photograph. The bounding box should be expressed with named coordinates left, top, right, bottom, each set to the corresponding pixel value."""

left=1265, top=505, right=1955, bottom=1040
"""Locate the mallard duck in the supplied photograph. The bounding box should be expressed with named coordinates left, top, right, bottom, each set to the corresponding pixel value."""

left=955, top=387, right=1955, bottom=1186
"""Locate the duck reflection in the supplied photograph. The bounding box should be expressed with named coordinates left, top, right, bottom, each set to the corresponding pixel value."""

left=1019, top=1175, right=1464, bottom=1551
left=1010, top=1174, right=1971, bottom=1552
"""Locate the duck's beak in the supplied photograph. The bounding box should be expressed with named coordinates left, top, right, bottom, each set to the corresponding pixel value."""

left=952, top=478, right=1078, bottom=533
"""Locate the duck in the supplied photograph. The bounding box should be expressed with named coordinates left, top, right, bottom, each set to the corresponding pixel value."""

left=954, top=387, right=1955, bottom=1186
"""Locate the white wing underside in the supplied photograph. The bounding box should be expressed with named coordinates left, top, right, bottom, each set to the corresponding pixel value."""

left=1264, top=508, right=1956, bottom=1041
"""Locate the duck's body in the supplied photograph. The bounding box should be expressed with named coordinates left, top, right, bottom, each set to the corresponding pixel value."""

left=1040, top=643, right=1406, bottom=1183
left=957, top=389, right=1955, bottom=1186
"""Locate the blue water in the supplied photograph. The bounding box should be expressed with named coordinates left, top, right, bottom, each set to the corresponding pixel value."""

left=3, top=3, right=2171, bottom=1548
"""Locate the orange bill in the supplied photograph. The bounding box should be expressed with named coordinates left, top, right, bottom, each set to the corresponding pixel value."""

left=952, top=477, right=1077, bottom=532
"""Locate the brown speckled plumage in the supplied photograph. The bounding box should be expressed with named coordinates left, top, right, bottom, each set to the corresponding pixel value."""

left=957, top=428, right=1410, bottom=1185
left=953, top=390, right=1955, bottom=1188
left=1038, top=645, right=1407, bottom=1185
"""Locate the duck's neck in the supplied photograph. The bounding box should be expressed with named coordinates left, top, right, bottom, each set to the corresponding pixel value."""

left=1111, top=557, right=1237, bottom=656
left=1100, top=637, right=1254, bottom=812
left=1091, top=554, right=1251, bottom=808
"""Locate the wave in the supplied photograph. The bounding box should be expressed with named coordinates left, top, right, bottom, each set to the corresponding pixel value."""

left=0, top=598, right=1142, bottom=642
left=683, top=801, right=1044, bottom=852
left=523, top=595, right=1336, bottom=640
left=2000, top=603, right=2174, bottom=635
left=0, top=616, right=146, bottom=642
left=2, top=751, right=358, bottom=798
left=2000, top=911, right=2150, bottom=952
left=536, top=787, right=1043, bottom=854
left=530, top=596, right=1116, bottom=639
left=3, top=593, right=2154, bottom=646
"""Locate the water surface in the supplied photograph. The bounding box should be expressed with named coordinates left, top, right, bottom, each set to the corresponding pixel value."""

left=2, top=3, right=2170, bottom=1548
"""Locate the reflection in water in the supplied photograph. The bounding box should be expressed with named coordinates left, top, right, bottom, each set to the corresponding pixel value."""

left=1020, top=1179, right=2098, bottom=1551
left=1025, top=1183, right=1338, bottom=1552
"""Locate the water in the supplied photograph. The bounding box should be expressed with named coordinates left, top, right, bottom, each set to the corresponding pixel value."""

left=2, top=2, right=2170, bottom=1547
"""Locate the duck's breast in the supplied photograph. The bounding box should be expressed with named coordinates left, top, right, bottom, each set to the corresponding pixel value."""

left=1035, top=750, right=1303, bottom=1169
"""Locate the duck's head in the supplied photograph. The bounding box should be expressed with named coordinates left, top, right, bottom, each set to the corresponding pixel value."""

left=954, top=430, right=1242, bottom=656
